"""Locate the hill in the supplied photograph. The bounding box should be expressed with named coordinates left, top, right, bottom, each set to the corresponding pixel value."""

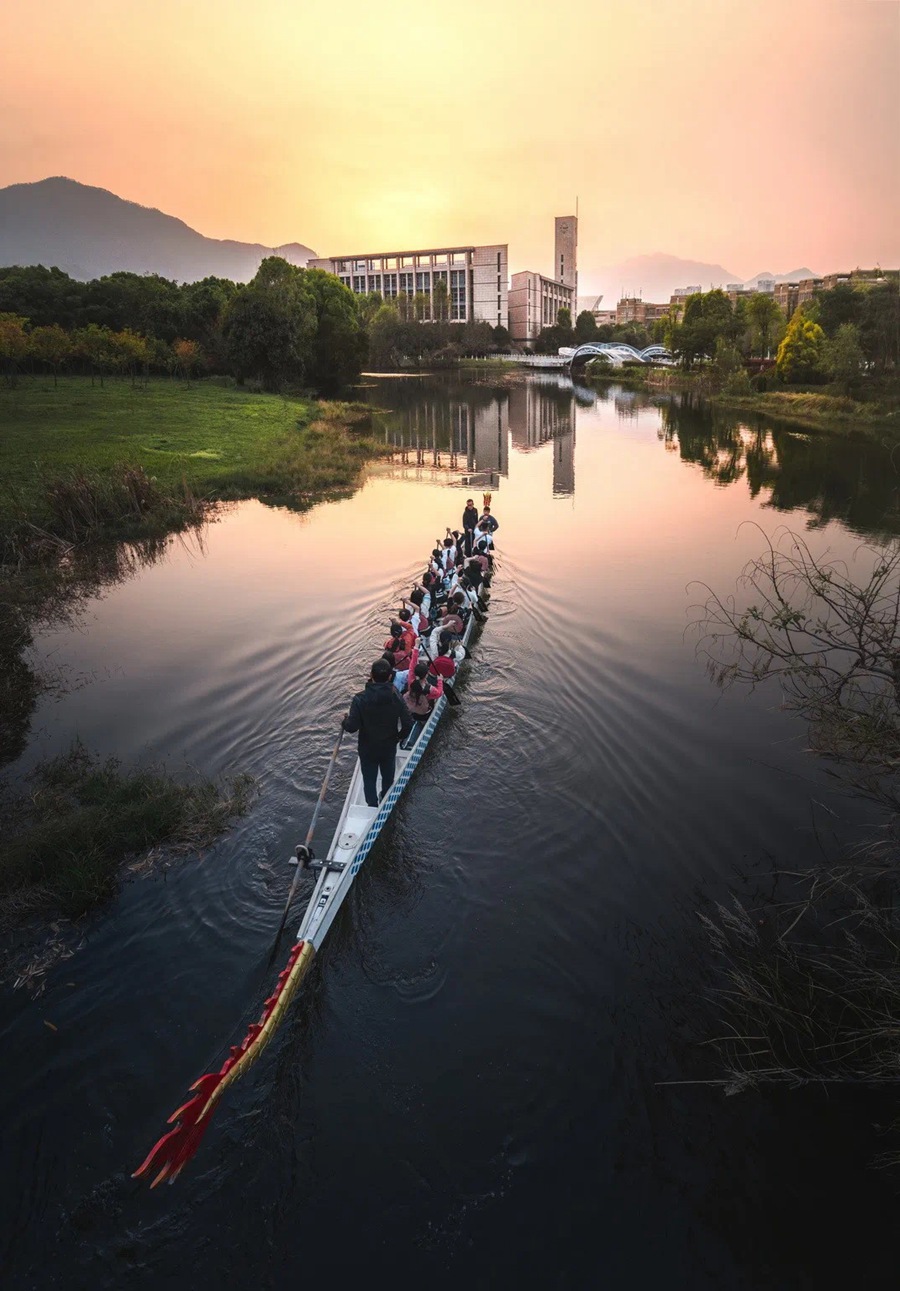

left=589, top=253, right=741, bottom=305
left=0, top=177, right=316, bottom=283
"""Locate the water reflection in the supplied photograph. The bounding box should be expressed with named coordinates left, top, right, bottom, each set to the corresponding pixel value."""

left=370, top=373, right=900, bottom=538
left=374, top=372, right=576, bottom=498
left=660, top=396, right=900, bottom=535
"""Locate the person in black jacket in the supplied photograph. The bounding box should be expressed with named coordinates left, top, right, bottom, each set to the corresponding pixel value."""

left=342, top=658, right=414, bottom=807
left=462, top=499, right=479, bottom=556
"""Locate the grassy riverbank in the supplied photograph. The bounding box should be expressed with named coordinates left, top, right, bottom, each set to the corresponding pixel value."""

left=709, top=389, right=900, bottom=435
left=0, top=377, right=387, bottom=946
left=0, top=377, right=385, bottom=546
left=586, top=363, right=900, bottom=437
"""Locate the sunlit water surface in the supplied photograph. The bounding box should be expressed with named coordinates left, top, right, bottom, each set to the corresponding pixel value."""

left=2, top=374, right=898, bottom=1290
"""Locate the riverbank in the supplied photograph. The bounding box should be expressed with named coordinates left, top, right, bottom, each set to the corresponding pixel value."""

left=585, top=364, right=900, bottom=437
left=0, top=377, right=388, bottom=547
left=0, top=378, right=389, bottom=940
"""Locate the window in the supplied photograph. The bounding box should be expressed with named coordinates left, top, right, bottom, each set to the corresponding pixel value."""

left=368, top=258, right=381, bottom=272
left=433, top=270, right=447, bottom=285
left=339, top=275, right=351, bottom=288
left=497, top=251, right=501, bottom=268
left=338, top=261, right=349, bottom=274
left=353, top=259, right=366, bottom=273
left=450, top=268, right=467, bottom=320
left=352, top=275, right=366, bottom=293
left=415, top=271, right=430, bottom=293
left=383, top=273, right=398, bottom=298
left=497, top=275, right=501, bottom=290
left=368, top=274, right=381, bottom=294
left=399, top=272, right=414, bottom=294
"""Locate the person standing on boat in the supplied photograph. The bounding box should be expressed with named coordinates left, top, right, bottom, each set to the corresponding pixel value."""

left=342, top=659, right=413, bottom=808
left=478, top=506, right=499, bottom=534
left=462, top=499, right=478, bottom=556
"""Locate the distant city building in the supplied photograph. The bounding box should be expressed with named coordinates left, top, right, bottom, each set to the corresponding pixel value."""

left=616, top=297, right=669, bottom=325
left=308, top=244, right=508, bottom=329
left=755, top=278, right=776, bottom=293
left=508, top=216, right=578, bottom=344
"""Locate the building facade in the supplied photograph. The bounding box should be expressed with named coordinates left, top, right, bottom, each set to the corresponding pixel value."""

left=615, top=297, right=669, bottom=325
left=508, top=271, right=575, bottom=343
left=554, top=216, right=578, bottom=302
left=307, top=244, right=508, bottom=329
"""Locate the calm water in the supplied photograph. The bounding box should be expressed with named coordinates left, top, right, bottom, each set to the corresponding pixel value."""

left=2, top=374, right=898, bottom=1290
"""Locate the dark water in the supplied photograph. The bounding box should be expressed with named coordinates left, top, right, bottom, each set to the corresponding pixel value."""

left=2, top=374, right=899, bottom=1290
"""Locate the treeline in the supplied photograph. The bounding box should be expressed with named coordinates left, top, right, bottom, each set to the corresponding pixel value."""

left=0, top=259, right=515, bottom=391
left=665, top=280, right=898, bottom=393
left=0, top=258, right=365, bottom=393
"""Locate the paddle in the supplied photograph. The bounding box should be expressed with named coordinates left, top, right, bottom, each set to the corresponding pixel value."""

left=271, top=727, right=344, bottom=948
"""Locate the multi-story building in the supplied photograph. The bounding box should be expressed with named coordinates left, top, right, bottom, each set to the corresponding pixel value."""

left=308, top=244, right=508, bottom=329
left=508, top=271, right=575, bottom=343
left=615, top=297, right=669, bottom=325
left=508, top=215, right=578, bottom=345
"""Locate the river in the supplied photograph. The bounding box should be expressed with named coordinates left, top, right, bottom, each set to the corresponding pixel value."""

left=2, top=372, right=898, bottom=1289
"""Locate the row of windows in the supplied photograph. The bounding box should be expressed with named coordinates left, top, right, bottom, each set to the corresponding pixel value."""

left=340, top=268, right=459, bottom=302
left=335, top=251, right=469, bottom=274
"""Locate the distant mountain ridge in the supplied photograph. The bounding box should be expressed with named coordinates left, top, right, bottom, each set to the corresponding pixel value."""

left=587, top=253, right=823, bottom=306
left=0, top=177, right=316, bottom=283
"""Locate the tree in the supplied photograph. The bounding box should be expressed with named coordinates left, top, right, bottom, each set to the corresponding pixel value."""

left=746, top=292, right=784, bottom=358
left=492, top=324, right=511, bottom=347
left=222, top=257, right=315, bottom=390
left=812, top=282, right=865, bottom=336
left=172, top=338, right=201, bottom=381
left=299, top=268, right=365, bottom=394
left=432, top=279, right=450, bottom=324
left=574, top=310, right=598, bottom=342
left=822, top=322, right=865, bottom=394
left=859, top=282, right=900, bottom=374
left=557, top=306, right=572, bottom=330
left=28, top=323, right=72, bottom=385
left=697, top=528, right=900, bottom=794
left=775, top=312, right=825, bottom=383
left=0, top=313, right=29, bottom=386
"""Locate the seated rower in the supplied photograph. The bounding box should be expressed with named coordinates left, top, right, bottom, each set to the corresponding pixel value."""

left=430, top=637, right=457, bottom=681
left=404, top=656, right=444, bottom=718
left=384, top=624, right=414, bottom=673
left=437, top=601, right=465, bottom=639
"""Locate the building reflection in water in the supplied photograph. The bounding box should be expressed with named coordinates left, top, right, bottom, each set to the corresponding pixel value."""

left=377, top=373, right=577, bottom=498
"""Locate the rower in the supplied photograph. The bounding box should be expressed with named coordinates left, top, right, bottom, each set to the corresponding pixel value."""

left=405, top=659, right=443, bottom=718
left=342, top=659, right=414, bottom=807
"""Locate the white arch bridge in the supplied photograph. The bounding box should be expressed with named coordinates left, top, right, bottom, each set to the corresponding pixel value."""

left=559, top=343, right=671, bottom=369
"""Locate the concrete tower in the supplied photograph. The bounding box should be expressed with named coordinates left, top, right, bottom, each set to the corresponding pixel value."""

left=554, top=215, right=578, bottom=303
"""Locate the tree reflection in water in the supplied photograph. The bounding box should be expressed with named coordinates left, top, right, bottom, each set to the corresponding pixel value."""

left=660, top=394, right=900, bottom=536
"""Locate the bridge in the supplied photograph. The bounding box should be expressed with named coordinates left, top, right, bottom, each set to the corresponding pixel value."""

left=559, top=343, right=672, bottom=369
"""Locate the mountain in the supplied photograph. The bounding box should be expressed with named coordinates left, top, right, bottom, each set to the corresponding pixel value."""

left=745, top=267, right=819, bottom=286
left=588, top=253, right=741, bottom=305
left=0, top=177, right=316, bottom=283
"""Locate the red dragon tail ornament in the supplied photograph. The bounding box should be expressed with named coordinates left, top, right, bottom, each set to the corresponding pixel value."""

left=133, top=940, right=315, bottom=1187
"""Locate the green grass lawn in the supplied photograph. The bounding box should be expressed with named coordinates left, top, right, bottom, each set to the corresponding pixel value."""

left=0, top=376, right=382, bottom=535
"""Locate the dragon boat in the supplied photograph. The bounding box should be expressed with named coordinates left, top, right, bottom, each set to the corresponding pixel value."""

left=134, top=553, right=486, bottom=1187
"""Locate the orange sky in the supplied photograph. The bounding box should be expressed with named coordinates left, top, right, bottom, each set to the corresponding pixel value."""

left=2, top=0, right=898, bottom=286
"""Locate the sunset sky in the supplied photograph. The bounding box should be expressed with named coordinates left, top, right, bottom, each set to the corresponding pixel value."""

left=3, top=0, right=898, bottom=288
